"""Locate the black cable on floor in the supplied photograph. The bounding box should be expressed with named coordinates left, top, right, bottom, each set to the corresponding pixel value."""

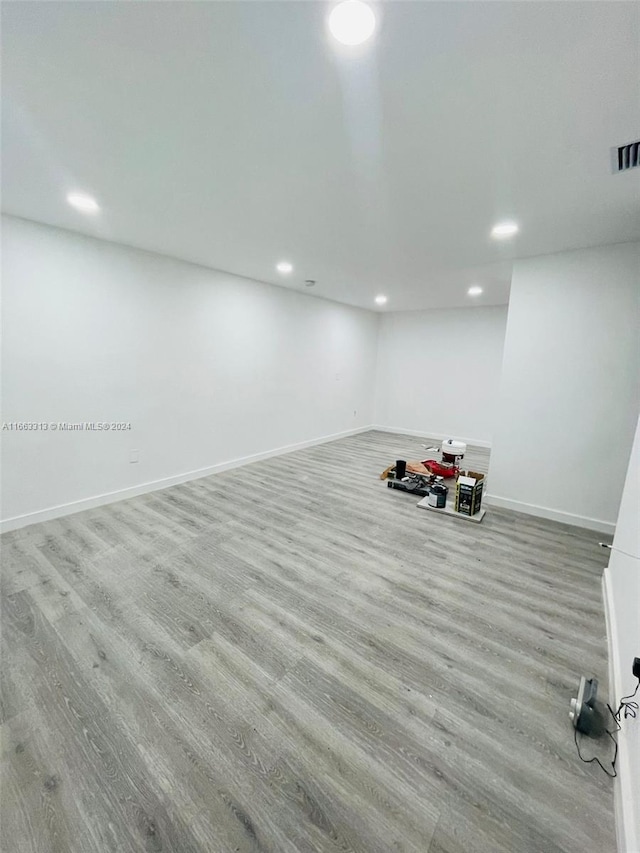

left=612, top=678, right=639, bottom=722
left=573, top=678, right=639, bottom=778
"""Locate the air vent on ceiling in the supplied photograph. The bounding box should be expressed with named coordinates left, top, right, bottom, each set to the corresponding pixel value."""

left=612, top=140, right=640, bottom=173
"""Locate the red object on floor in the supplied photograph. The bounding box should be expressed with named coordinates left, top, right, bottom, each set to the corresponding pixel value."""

left=422, top=459, right=459, bottom=479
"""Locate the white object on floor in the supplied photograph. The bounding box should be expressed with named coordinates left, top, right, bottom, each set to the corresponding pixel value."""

left=441, top=439, right=467, bottom=456
left=416, top=495, right=486, bottom=523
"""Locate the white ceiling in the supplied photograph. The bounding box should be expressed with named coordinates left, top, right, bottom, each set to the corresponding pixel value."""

left=2, top=1, right=639, bottom=311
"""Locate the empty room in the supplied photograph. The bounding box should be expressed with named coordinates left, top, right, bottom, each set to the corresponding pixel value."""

left=1, top=2, right=639, bottom=852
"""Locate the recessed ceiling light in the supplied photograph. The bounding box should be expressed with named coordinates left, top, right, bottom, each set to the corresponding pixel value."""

left=67, top=192, right=100, bottom=214
left=276, top=261, right=293, bottom=274
left=468, top=286, right=483, bottom=296
left=328, top=0, right=376, bottom=46
left=491, top=221, right=519, bottom=239
left=375, top=294, right=387, bottom=305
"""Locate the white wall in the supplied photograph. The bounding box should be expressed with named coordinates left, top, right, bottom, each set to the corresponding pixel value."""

left=604, top=413, right=640, bottom=853
left=4, top=218, right=638, bottom=537
left=374, top=306, right=508, bottom=446
left=1, top=216, right=378, bottom=528
left=489, top=242, right=640, bottom=533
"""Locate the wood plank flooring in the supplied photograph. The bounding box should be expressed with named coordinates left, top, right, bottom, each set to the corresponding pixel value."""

left=1, top=430, right=616, bottom=852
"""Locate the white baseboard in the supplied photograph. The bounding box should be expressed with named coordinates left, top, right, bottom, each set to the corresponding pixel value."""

left=1, top=425, right=616, bottom=538
left=370, top=424, right=492, bottom=450
left=486, top=493, right=615, bottom=535
left=0, top=424, right=374, bottom=534
left=602, top=567, right=640, bottom=853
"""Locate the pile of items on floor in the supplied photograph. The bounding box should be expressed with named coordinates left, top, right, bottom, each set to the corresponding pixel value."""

left=380, top=439, right=486, bottom=521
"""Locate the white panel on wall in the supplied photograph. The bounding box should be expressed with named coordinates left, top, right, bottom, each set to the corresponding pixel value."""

left=0, top=216, right=378, bottom=527
left=604, top=414, right=640, bottom=853
left=488, top=242, right=640, bottom=532
left=374, top=306, right=508, bottom=446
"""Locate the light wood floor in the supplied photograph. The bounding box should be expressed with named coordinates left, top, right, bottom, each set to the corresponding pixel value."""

left=1, top=430, right=615, bottom=852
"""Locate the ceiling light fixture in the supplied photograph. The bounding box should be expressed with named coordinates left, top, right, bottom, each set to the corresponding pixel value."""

left=328, top=0, right=376, bottom=46
left=67, top=192, right=100, bottom=214
left=491, top=221, right=519, bottom=239
left=375, top=294, right=387, bottom=305
left=468, top=286, right=483, bottom=296
left=276, top=261, right=293, bottom=273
